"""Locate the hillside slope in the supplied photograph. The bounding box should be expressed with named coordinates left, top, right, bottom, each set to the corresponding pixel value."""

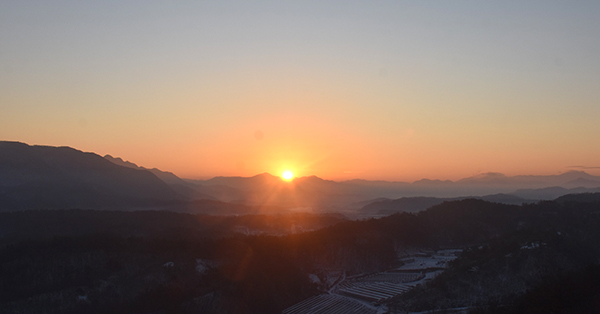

left=0, top=141, right=181, bottom=210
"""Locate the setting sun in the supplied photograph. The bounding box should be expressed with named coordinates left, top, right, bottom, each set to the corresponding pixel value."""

left=281, top=170, right=295, bottom=181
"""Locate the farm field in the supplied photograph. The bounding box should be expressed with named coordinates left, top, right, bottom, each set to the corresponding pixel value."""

left=282, top=250, right=461, bottom=313
left=396, top=250, right=461, bottom=271
left=281, top=294, right=378, bottom=314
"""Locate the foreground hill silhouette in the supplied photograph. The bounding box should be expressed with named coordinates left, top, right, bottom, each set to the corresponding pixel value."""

left=103, top=154, right=218, bottom=201
left=0, top=141, right=181, bottom=210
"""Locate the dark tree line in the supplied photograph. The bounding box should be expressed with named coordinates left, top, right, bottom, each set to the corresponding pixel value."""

left=2, top=196, right=600, bottom=313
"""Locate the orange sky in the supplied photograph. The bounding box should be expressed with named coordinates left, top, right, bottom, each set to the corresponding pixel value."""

left=2, top=2, right=600, bottom=181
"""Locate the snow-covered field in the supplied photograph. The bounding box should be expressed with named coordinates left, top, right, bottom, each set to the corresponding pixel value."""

left=358, top=272, right=423, bottom=284
left=281, top=249, right=461, bottom=314
left=338, top=281, right=413, bottom=302
left=282, top=294, right=378, bottom=314
left=396, top=249, right=461, bottom=271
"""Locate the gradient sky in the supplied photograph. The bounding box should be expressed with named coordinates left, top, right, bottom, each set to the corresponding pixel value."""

left=2, top=1, right=600, bottom=181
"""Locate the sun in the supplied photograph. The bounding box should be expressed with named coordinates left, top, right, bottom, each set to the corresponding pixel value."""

left=281, top=170, right=295, bottom=181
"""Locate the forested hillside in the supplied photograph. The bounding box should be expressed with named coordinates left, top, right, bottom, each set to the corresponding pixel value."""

left=1, top=195, right=600, bottom=313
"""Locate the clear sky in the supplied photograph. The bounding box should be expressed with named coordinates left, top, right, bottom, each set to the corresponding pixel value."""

left=2, top=1, right=600, bottom=181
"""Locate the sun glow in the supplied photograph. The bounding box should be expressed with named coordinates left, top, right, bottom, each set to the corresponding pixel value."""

left=281, top=170, right=295, bottom=181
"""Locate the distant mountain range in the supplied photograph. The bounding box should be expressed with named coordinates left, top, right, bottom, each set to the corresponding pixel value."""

left=189, top=171, right=600, bottom=214
left=357, top=194, right=531, bottom=217
left=3, top=141, right=600, bottom=214
left=340, top=171, right=600, bottom=198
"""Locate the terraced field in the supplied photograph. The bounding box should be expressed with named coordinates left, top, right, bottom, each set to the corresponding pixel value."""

left=281, top=294, right=377, bottom=314
left=282, top=250, right=461, bottom=313
left=338, top=281, right=412, bottom=302
left=358, top=271, right=423, bottom=283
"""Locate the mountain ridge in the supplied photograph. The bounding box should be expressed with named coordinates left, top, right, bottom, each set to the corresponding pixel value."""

left=0, top=141, right=181, bottom=210
left=4, top=141, right=600, bottom=212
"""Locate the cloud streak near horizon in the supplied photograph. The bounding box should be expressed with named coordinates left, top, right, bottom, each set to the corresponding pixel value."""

left=569, top=166, right=600, bottom=170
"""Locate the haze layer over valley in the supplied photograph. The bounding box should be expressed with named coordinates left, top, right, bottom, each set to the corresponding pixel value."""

left=3, top=141, right=600, bottom=216
left=3, top=143, right=600, bottom=314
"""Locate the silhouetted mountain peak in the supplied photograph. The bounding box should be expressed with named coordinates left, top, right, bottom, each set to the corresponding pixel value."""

left=251, top=172, right=280, bottom=180
left=557, top=170, right=595, bottom=181
left=458, top=172, right=508, bottom=184
left=104, top=155, right=140, bottom=169
left=412, top=178, right=454, bottom=185
left=296, top=175, right=336, bottom=184
left=104, top=154, right=191, bottom=188
left=0, top=141, right=181, bottom=210
left=475, top=172, right=506, bottom=178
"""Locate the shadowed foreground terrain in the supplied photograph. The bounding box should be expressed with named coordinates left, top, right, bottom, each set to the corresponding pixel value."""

left=1, top=195, right=600, bottom=313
